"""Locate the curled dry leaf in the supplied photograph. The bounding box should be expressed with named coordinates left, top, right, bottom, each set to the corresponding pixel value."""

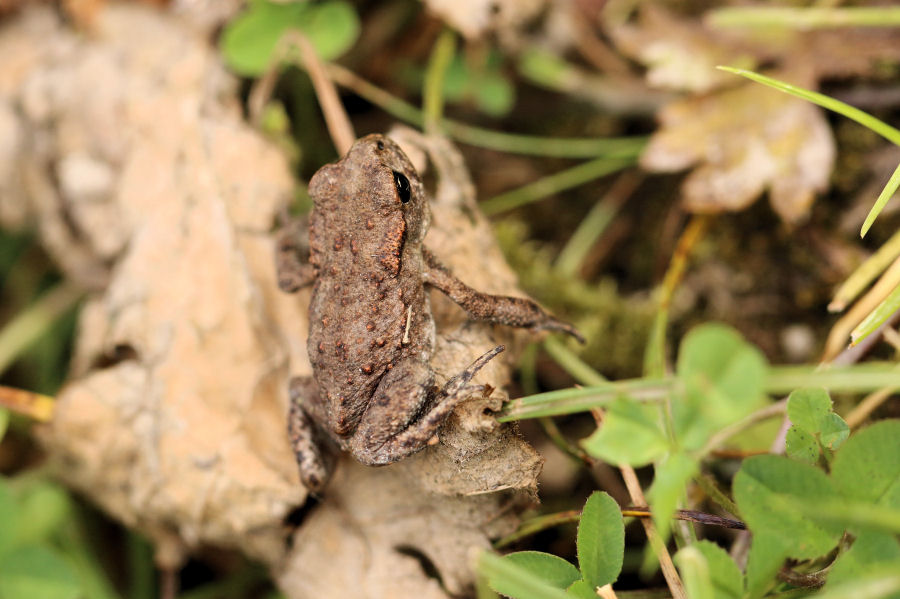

left=641, top=79, right=836, bottom=224
left=611, top=5, right=762, bottom=94
left=0, top=5, right=541, bottom=597
left=423, top=0, right=546, bottom=39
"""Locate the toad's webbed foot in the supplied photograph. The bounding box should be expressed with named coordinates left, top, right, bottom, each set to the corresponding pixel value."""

left=422, top=248, right=584, bottom=342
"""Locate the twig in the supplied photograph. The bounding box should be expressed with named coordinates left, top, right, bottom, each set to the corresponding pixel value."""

left=291, top=33, right=355, bottom=155
left=617, top=459, right=687, bottom=599
left=593, top=410, right=686, bottom=599
left=0, top=385, right=55, bottom=422
left=845, top=386, right=896, bottom=429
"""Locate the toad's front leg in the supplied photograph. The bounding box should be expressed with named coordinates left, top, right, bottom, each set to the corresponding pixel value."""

left=275, top=219, right=317, bottom=292
left=422, top=248, right=584, bottom=342
left=347, top=346, right=503, bottom=466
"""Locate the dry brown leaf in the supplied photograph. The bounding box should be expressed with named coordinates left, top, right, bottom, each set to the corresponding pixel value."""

left=423, top=0, right=546, bottom=39
left=0, top=5, right=541, bottom=597
left=611, top=5, right=763, bottom=93
left=641, top=78, right=835, bottom=224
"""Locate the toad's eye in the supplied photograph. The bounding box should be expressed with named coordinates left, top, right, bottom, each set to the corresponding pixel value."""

left=392, top=171, right=411, bottom=204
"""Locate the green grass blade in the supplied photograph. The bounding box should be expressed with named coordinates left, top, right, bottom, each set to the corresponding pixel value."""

left=861, top=160, right=900, bottom=237
left=830, top=228, right=900, bottom=312
left=708, top=6, right=900, bottom=29
left=717, top=67, right=900, bottom=146
left=481, top=157, right=633, bottom=215
left=850, top=283, right=900, bottom=346
left=497, top=379, right=671, bottom=422
left=765, top=363, right=900, bottom=393
left=718, top=67, right=900, bottom=236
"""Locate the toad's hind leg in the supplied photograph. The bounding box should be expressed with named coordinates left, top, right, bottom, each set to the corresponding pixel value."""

left=349, top=345, right=504, bottom=466
left=288, top=376, right=336, bottom=492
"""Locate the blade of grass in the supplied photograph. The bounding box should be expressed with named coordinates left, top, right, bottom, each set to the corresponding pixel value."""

left=423, top=28, right=455, bottom=135
left=555, top=172, right=641, bottom=278
left=708, top=6, right=900, bottom=29
left=0, top=282, right=84, bottom=376
left=717, top=67, right=900, bottom=236
left=765, top=362, right=900, bottom=393
left=830, top=228, right=900, bottom=312
left=860, top=160, right=900, bottom=238
left=716, top=68, right=900, bottom=146
left=481, top=156, right=633, bottom=215
left=543, top=337, right=607, bottom=386
left=850, top=285, right=900, bottom=346
left=497, top=379, right=671, bottom=421
left=494, top=510, right=582, bottom=549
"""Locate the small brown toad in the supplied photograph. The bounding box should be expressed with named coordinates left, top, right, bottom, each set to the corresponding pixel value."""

left=276, top=134, right=581, bottom=491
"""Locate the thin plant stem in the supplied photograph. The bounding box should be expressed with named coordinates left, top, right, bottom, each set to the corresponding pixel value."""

left=493, top=510, right=581, bottom=549
left=699, top=400, right=787, bottom=458
left=644, top=215, right=711, bottom=378
left=543, top=337, right=607, bottom=385
left=481, top=157, right=633, bottom=215
left=290, top=33, right=355, bottom=154
left=554, top=172, right=642, bottom=278
left=694, top=473, right=741, bottom=517
left=324, top=62, right=647, bottom=158
left=844, top=387, right=896, bottom=429
left=0, top=281, right=83, bottom=376
left=617, top=459, right=686, bottom=599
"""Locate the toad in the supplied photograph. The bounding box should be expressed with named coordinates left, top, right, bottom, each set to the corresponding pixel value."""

left=276, top=134, right=581, bottom=490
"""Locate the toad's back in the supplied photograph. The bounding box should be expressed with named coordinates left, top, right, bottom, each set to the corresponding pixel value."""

left=304, top=135, right=433, bottom=435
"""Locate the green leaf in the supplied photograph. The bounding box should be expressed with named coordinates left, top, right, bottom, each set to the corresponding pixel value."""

left=0, top=479, right=20, bottom=557
left=580, top=399, right=669, bottom=466
left=502, top=552, right=580, bottom=590
left=787, top=388, right=832, bottom=433
left=827, top=531, right=900, bottom=599
left=15, top=481, right=72, bottom=546
left=475, top=75, right=515, bottom=117
left=564, top=580, right=596, bottom=599
left=734, top=455, right=843, bottom=561
left=819, top=413, right=850, bottom=450
left=831, top=420, right=900, bottom=510
left=646, top=452, right=698, bottom=540
left=744, top=533, right=788, bottom=599
left=0, top=544, right=81, bottom=599
left=220, top=0, right=360, bottom=76
left=674, top=545, right=713, bottom=599
left=693, top=541, right=742, bottom=599
left=784, top=388, right=849, bottom=461
left=576, top=492, right=624, bottom=589
left=479, top=550, right=571, bottom=599
left=675, top=323, right=768, bottom=450
left=785, top=426, right=819, bottom=465
left=0, top=408, right=7, bottom=441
